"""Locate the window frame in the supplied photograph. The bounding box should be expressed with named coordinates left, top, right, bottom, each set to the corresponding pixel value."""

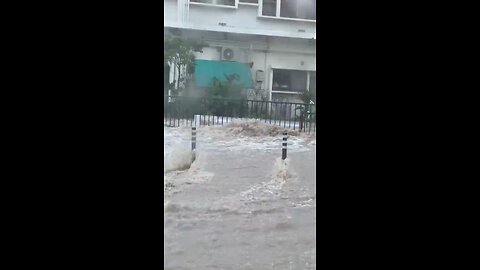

left=238, top=0, right=258, bottom=6
left=258, top=0, right=316, bottom=22
left=189, top=0, right=239, bottom=9
left=270, top=68, right=315, bottom=96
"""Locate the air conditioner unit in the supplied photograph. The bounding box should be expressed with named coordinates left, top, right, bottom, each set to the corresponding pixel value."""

left=221, top=47, right=243, bottom=61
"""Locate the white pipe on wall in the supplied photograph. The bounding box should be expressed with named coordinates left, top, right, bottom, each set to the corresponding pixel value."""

left=264, top=51, right=267, bottom=92
left=177, top=0, right=183, bottom=23
left=184, top=0, right=189, bottom=23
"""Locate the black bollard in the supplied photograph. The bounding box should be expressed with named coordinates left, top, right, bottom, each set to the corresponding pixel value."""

left=192, top=127, right=196, bottom=151
left=282, top=132, right=287, bottom=160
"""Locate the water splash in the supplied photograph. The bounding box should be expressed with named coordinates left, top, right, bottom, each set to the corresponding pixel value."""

left=164, top=144, right=195, bottom=173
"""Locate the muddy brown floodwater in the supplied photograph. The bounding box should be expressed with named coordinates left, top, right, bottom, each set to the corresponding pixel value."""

left=164, top=121, right=316, bottom=269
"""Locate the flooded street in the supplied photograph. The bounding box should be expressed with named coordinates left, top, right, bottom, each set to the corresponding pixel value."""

left=164, top=121, right=316, bottom=269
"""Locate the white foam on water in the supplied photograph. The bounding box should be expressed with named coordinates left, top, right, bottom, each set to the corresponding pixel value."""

left=164, top=116, right=315, bottom=133
left=192, top=121, right=314, bottom=153
left=164, top=126, right=194, bottom=173
left=164, top=121, right=316, bottom=269
left=164, top=120, right=315, bottom=154
left=164, top=150, right=215, bottom=209
left=270, top=157, right=291, bottom=184
left=239, top=157, right=294, bottom=203
left=163, top=121, right=315, bottom=210
left=164, top=143, right=194, bottom=173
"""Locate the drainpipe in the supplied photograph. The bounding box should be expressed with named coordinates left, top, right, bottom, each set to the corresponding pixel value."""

left=265, top=37, right=270, bottom=101
left=177, top=0, right=182, bottom=24
left=264, top=51, right=268, bottom=99
left=178, top=0, right=188, bottom=25
left=185, top=0, right=189, bottom=23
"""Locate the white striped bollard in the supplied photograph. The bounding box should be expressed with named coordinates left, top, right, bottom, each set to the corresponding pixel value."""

left=192, top=127, right=196, bottom=151
left=282, top=132, right=287, bottom=160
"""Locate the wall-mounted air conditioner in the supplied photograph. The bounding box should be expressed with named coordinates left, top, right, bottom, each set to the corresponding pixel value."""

left=221, top=47, right=236, bottom=61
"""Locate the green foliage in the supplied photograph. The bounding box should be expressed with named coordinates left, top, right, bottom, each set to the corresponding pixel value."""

left=300, top=90, right=315, bottom=104
left=294, top=90, right=316, bottom=129
left=205, top=74, right=246, bottom=116
left=164, top=35, right=206, bottom=93
left=164, top=35, right=205, bottom=67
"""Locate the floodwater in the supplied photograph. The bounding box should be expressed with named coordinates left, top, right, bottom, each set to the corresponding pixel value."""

left=164, top=120, right=316, bottom=270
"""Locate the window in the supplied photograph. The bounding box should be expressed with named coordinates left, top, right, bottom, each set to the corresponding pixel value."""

left=261, top=0, right=276, bottom=16
left=217, top=0, right=235, bottom=5
left=239, top=0, right=258, bottom=3
left=272, top=69, right=308, bottom=93
left=271, top=69, right=315, bottom=102
left=190, top=0, right=236, bottom=7
left=260, top=0, right=315, bottom=21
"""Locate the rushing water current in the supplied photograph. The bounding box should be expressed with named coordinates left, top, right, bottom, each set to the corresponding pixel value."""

left=164, top=120, right=316, bottom=269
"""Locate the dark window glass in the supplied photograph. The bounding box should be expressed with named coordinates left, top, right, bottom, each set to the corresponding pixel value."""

left=217, top=0, right=235, bottom=5
left=272, top=69, right=308, bottom=92
left=191, top=0, right=213, bottom=3
left=280, top=0, right=316, bottom=20
left=280, top=0, right=296, bottom=18
left=262, top=0, right=277, bottom=16
left=191, top=0, right=235, bottom=5
left=240, top=0, right=258, bottom=3
left=290, top=70, right=308, bottom=92
left=272, top=69, right=290, bottom=91
left=306, top=0, right=316, bottom=20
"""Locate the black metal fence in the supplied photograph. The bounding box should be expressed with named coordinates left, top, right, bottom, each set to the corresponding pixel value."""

left=164, top=95, right=316, bottom=133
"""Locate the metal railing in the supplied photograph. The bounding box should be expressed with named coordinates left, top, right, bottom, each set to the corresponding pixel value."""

left=164, top=95, right=316, bottom=133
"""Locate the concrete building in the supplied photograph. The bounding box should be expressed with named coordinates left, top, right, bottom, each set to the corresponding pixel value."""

left=164, top=0, right=316, bottom=103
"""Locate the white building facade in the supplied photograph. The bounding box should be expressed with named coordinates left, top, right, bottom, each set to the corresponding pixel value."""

left=164, top=0, right=316, bottom=103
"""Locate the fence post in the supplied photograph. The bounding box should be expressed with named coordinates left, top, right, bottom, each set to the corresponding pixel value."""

left=299, top=108, right=305, bottom=131
left=192, top=127, right=196, bottom=151
left=282, top=132, right=287, bottom=160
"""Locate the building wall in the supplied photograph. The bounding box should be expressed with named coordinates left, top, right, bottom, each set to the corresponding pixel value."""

left=190, top=34, right=315, bottom=102
left=164, top=0, right=316, bottom=103
left=188, top=3, right=315, bottom=37
left=194, top=47, right=220, bottom=61
left=164, top=0, right=316, bottom=39
left=164, top=0, right=178, bottom=23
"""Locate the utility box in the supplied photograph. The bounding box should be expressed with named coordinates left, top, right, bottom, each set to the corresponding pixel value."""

left=256, top=70, right=265, bottom=82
